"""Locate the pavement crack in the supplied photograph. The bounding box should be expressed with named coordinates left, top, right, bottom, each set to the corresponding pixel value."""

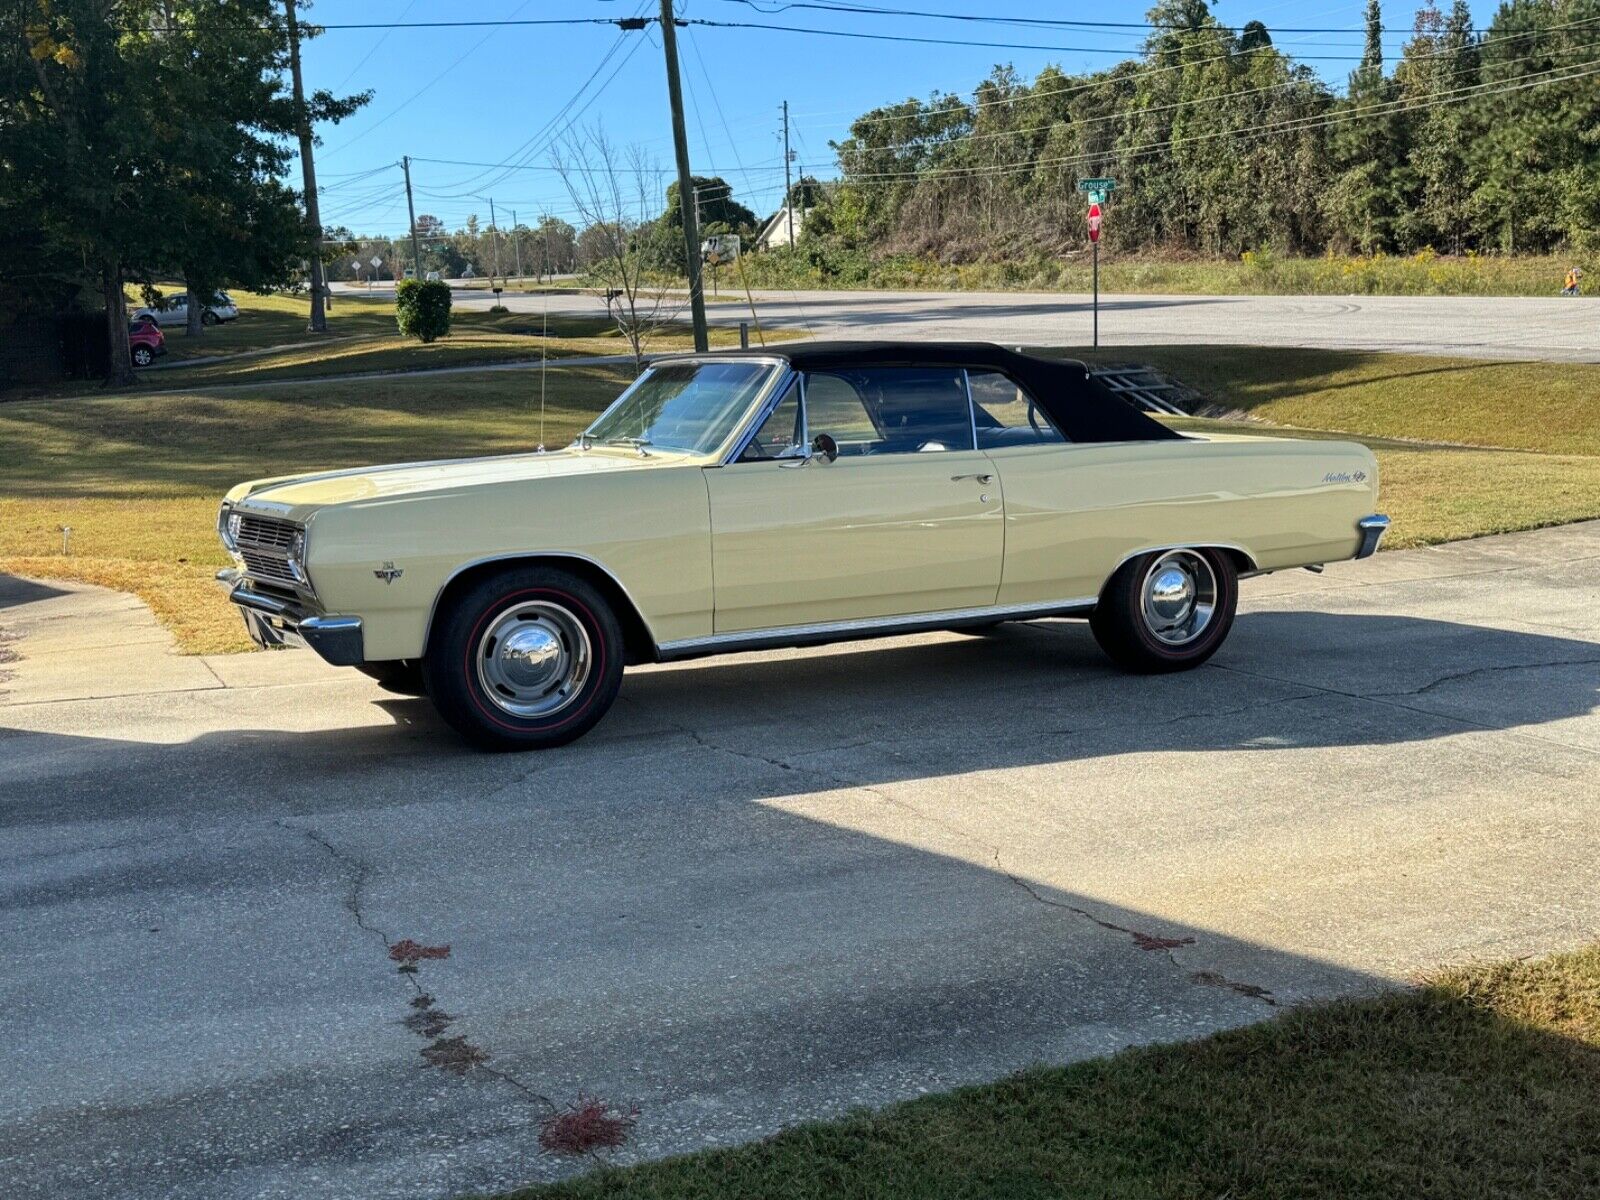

left=1367, top=656, right=1600, bottom=698
left=279, top=820, right=391, bottom=949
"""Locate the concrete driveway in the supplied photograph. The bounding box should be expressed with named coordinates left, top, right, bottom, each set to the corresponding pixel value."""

left=3, top=522, right=1599, bottom=1199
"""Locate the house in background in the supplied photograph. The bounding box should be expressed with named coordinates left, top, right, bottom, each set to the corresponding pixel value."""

left=755, top=205, right=812, bottom=250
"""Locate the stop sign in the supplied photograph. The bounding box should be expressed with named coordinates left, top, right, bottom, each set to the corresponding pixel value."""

left=1087, top=202, right=1103, bottom=242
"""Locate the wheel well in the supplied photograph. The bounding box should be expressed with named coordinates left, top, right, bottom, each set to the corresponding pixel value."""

left=1097, top=544, right=1259, bottom=600
left=426, top=557, right=659, bottom=665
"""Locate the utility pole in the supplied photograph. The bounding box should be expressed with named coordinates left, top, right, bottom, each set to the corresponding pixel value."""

left=657, top=0, right=708, bottom=351
left=488, top=196, right=502, bottom=291
left=782, top=99, right=795, bottom=249
left=512, top=208, right=524, bottom=284
left=402, top=155, right=422, bottom=282
left=285, top=0, right=327, bottom=332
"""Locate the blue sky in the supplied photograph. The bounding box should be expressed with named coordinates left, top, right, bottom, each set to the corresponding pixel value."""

left=305, top=0, right=1497, bottom=237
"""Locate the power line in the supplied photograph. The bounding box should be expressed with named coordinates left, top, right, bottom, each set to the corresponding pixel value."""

left=682, top=17, right=1373, bottom=62
left=705, top=0, right=1505, bottom=37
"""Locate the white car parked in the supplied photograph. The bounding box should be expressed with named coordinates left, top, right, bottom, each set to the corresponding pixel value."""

left=132, top=291, right=240, bottom=327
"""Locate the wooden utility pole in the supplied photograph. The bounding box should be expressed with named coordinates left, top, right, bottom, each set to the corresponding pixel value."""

left=284, top=0, right=327, bottom=332
left=783, top=100, right=795, bottom=248
left=657, top=0, right=708, bottom=351
left=403, top=156, right=422, bottom=281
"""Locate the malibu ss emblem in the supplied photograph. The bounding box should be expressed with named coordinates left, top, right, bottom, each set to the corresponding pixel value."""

left=374, top=561, right=404, bottom=584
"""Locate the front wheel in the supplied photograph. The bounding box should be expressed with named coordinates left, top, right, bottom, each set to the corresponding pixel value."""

left=423, top=566, right=625, bottom=750
left=1090, top=547, right=1238, bottom=673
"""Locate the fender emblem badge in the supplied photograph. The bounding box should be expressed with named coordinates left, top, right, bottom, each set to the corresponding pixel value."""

left=374, top=562, right=403, bottom=584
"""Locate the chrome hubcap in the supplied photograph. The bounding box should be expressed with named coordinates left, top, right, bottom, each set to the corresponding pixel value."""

left=1140, top=551, right=1217, bottom=646
left=475, top=601, right=592, bottom=718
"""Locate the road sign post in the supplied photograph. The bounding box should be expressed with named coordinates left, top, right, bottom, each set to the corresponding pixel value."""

left=1087, top=201, right=1103, bottom=348
left=1077, top=179, right=1115, bottom=348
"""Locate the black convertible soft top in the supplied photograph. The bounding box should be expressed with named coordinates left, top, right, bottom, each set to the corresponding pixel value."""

left=700, top=341, right=1181, bottom=444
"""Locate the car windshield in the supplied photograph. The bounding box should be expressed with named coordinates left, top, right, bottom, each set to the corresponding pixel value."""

left=581, top=360, right=776, bottom=456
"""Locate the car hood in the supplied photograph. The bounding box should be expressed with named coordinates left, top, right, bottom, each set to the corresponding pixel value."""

left=227, top=446, right=700, bottom=520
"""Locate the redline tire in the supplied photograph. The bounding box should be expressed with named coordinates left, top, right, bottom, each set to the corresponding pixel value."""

left=423, top=567, right=625, bottom=750
left=1090, top=547, right=1238, bottom=673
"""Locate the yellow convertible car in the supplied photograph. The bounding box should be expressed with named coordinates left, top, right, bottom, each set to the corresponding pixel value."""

left=216, top=342, right=1386, bottom=749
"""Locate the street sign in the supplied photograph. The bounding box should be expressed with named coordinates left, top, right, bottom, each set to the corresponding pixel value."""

left=1087, top=202, right=1103, bottom=243
left=351, top=259, right=362, bottom=271
left=369, top=255, right=382, bottom=269
left=1077, top=177, right=1116, bottom=193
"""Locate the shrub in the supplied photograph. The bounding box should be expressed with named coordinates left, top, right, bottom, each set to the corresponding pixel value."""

left=395, top=278, right=452, bottom=343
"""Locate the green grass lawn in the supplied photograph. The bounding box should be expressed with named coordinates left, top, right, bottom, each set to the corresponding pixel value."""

left=3, top=346, right=1598, bottom=655
left=491, top=944, right=1600, bottom=1200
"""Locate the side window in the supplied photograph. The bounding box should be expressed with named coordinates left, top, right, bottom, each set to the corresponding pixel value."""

left=805, top=368, right=974, bottom=456
left=968, top=370, right=1065, bottom=447
left=740, top=381, right=804, bottom=461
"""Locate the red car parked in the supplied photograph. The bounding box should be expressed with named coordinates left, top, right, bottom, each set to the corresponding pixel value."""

left=129, top=318, right=166, bottom=367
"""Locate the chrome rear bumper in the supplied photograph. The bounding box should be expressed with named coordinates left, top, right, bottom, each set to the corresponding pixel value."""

left=216, top=569, right=364, bottom=666
left=1354, top=514, right=1390, bottom=559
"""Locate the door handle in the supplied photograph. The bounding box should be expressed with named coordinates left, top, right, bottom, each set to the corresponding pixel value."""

left=951, top=473, right=993, bottom=484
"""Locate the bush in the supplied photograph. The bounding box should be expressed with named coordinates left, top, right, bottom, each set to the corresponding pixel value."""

left=395, top=278, right=451, bottom=343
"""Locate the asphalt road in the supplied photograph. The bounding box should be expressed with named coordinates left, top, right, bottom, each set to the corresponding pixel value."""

left=339, top=280, right=1600, bottom=363
left=4, top=521, right=1600, bottom=1199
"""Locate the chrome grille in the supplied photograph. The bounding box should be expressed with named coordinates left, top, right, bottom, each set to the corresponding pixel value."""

left=234, top=514, right=303, bottom=590
left=239, top=548, right=301, bottom=588
left=237, top=514, right=297, bottom=551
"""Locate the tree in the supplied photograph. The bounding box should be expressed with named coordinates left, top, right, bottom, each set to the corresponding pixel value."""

left=1326, top=0, right=1405, bottom=252
left=554, top=126, right=684, bottom=374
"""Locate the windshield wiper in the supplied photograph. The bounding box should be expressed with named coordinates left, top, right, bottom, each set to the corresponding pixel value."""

left=600, top=436, right=654, bottom=457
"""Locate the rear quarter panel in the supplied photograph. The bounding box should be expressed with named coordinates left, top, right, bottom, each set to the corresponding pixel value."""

left=987, top=434, right=1379, bottom=604
left=300, top=466, right=713, bottom=661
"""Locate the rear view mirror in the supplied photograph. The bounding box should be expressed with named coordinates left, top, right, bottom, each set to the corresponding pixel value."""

left=812, top=433, right=838, bottom=463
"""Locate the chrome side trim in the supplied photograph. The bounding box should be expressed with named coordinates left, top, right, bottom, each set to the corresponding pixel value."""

left=1354, top=513, right=1390, bottom=559
left=421, top=551, right=662, bottom=655
left=656, top=597, right=1097, bottom=661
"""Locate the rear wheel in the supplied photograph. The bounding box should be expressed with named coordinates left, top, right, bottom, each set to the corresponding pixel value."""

left=423, top=566, right=625, bottom=750
left=355, top=659, right=426, bottom=696
left=201, top=309, right=219, bottom=326
left=1090, top=548, right=1237, bottom=672
left=131, top=345, right=154, bottom=367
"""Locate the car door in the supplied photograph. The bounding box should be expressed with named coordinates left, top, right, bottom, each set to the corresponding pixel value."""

left=703, top=366, right=1004, bottom=634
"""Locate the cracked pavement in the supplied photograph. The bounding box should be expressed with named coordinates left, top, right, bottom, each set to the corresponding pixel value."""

left=3, top=520, right=1599, bottom=1199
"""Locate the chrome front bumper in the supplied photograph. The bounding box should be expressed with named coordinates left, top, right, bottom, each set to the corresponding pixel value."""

left=1354, top=513, right=1390, bottom=559
left=217, top=569, right=364, bottom=666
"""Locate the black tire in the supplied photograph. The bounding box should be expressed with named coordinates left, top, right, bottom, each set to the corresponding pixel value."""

left=355, top=659, right=427, bottom=696
left=132, top=346, right=154, bottom=367
left=423, top=566, right=625, bottom=750
left=201, top=309, right=219, bottom=326
left=1090, top=547, right=1238, bottom=673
